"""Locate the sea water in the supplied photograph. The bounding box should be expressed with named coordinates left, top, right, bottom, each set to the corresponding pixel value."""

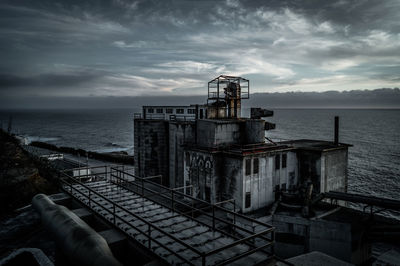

left=1, top=108, right=399, bottom=206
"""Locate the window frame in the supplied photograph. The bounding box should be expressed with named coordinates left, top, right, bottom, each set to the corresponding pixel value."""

left=245, top=192, right=251, bottom=208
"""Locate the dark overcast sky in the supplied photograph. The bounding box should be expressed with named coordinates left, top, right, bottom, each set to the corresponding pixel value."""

left=0, top=0, right=399, bottom=99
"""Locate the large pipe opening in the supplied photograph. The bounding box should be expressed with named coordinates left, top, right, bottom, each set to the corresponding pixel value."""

left=32, top=194, right=122, bottom=266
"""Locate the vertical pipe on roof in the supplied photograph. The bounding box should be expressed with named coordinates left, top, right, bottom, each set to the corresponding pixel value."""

left=334, top=116, right=339, bottom=145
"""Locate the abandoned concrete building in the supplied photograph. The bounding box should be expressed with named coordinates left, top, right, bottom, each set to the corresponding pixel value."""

left=134, top=75, right=350, bottom=213
left=12, top=75, right=397, bottom=266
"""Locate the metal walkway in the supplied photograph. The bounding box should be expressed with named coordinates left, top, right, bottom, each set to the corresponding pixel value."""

left=61, top=166, right=274, bottom=266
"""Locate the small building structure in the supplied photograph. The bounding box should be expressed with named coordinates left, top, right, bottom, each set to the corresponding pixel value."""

left=134, top=75, right=350, bottom=213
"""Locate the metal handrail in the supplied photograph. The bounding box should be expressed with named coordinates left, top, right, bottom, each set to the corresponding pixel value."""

left=110, top=167, right=273, bottom=228
left=61, top=179, right=197, bottom=265
left=60, top=165, right=108, bottom=173
left=63, top=166, right=274, bottom=265
left=111, top=172, right=272, bottom=240
left=108, top=168, right=274, bottom=265
left=109, top=173, right=273, bottom=241
left=118, top=180, right=248, bottom=241
left=60, top=174, right=200, bottom=265
left=169, top=114, right=196, bottom=122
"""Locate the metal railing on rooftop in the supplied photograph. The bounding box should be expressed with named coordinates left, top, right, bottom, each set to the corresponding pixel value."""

left=134, top=113, right=196, bottom=121
left=169, top=115, right=196, bottom=121
left=60, top=165, right=275, bottom=266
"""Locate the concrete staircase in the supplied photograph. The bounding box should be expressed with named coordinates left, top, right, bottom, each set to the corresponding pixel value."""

left=64, top=180, right=270, bottom=265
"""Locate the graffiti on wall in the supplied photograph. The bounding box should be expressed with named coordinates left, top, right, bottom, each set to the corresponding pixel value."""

left=186, top=152, right=213, bottom=201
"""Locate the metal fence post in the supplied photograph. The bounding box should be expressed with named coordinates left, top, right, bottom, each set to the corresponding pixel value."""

left=113, top=204, right=116, bottom=225
left=191, top=199, right=194, bottom=218
left=171, top=190, right=174, bottom=211
left=212, top=205, right=215, bottom=230
left=202, top=253, right=206, bottom=266
left=233, top=199, right=236, bottom=232
left=271, top=231, right=275, bottom=254
left=148, top=224, right=151, bottom=249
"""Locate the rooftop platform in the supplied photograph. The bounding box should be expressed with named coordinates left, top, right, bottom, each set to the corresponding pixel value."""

left=278, top=139, right=351, bottom=152
left=188, top=138, right=351, bottom=156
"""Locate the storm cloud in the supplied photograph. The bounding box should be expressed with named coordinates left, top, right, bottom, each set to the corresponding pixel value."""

left=0, top=0, right=399, bottom=103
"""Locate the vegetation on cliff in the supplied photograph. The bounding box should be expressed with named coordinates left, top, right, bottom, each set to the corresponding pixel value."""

left=0, top=130, right=58, bottom=216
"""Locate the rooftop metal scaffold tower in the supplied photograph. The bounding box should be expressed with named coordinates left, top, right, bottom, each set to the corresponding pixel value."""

left=207, top=75, right=249, bottom=119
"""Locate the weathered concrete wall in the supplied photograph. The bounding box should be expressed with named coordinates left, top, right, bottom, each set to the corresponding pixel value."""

left=134, top=119, right=169, bottom=186
left=273, top=215, right=309, bottom=258
left=207, top=106, right=227, bottom=119
left=200, top=150, right=300, bottom=213
left=244, top=119, right=265, bottom=144
left=242, top=156, right=274, bottom=213
left=273, top=151, right=298, bottom=192
left=309, top=218, right=352, bottom=262
left=196, top=120, right=243, bottom=148
left=220, top=156, right=242, bottom=208
left=169, top=122, right=196, bottom=188
left=272, top=213, right=368, bottom=264
left=321, top=149, right=348, bottom=193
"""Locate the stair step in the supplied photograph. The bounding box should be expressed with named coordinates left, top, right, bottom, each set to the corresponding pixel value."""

left=66, top=181, right=270, bottom=265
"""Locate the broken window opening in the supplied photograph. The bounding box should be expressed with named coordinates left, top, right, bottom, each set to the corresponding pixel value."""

left=245, top=158, right=251, bottom=175
left=275, top=154, right=280, bottom=170
left=205, top=186, right=211, bottom=201
left=245, top=192, right=251, bottom=208
left=253, top=158, right=259, bottom=174
left=282, top=154, right=287, bottom=168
